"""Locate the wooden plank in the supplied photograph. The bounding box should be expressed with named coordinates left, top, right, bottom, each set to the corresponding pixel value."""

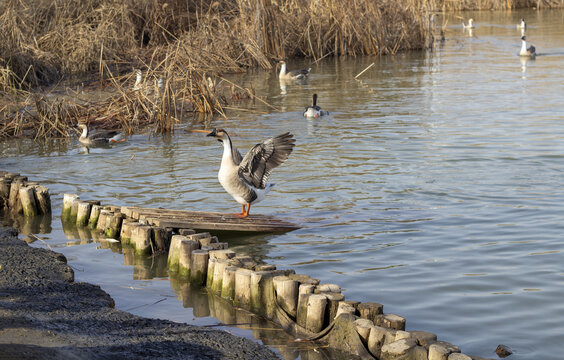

left=119, top=206, right=300, bottom=233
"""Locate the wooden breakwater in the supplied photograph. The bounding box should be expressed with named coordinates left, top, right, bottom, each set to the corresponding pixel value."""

left=0, top=171, right=52, bottom=234
left=62, top=193, right=485, bottom=360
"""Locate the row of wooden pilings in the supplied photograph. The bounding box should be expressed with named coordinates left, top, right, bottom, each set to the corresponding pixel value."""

left=61, top=193, right=481, bottom=360
left=0, top=172, right=51, bottom=218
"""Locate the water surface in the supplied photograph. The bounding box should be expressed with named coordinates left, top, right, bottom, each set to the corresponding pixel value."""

left=2, top=9, right=564, bottom=359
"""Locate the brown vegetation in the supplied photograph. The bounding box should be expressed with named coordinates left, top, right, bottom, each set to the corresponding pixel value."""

left=0, top=0, right=559, bottom=139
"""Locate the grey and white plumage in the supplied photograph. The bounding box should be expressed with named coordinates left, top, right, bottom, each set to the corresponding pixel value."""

left=206, top=128, right=295, bottom=217
left=520, top=36, right=536, bottom=57
left=462, top=18, right=475, bottom=29
left=517, top=18, right=527, bottom=30
left=303, top=94, right=329, bottom=118
left=75, top=123, right=124, bottom=146
left=277, top=60, right=311, bottom=80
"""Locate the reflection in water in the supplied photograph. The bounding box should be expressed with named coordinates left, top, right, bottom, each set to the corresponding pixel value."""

left=1, top=213, right=52, bottom=235
left=58, top=218, right=348, bottom=358
left=520, top=56, right=533, bottom=76
left=168, top=278, right=352, bottom=359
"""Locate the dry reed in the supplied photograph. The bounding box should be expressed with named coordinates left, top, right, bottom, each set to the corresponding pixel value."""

left=0, top=0, right=559, bottom=139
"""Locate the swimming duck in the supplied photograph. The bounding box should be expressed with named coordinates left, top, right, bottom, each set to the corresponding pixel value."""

left=75, top=123, right=124, bottom=146
left=462, top=18, right=475, bottom=30
left=303, top=94, right=329, bottom=118
left=520, top=36, right=536, bottom=57
left=277, top=60, right=311, bottom=80
left=517, top=18, right=527, bottom=30
left=205, top=128, right=295, bottom=218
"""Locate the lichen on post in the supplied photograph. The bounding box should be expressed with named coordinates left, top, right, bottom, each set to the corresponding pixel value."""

left=96, top=210, right=111, bottom=233
left=211, top=259, right=229, bottom=294
left=234, top=268, right=252, bottom=309
left=130, top=224, right=152, bottom=255
left=221, top=266, right=238, bottom=301
left=105, top=212, right=124, bottom=238
left=62, top=194, right=80, bottom=222
left=75, top=201, right=92, bottom=227
left=18, top=186, right=38, bottom=217
left=178, top=240, right=199, bottom=278
left=118, top=220, right=135, bottom=244
left=88, top=204, right=102, bottom=229
left=167, top=235, right=188, bottom=273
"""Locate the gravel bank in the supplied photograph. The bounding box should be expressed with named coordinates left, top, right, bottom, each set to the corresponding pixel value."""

left=0, top=227, right=279, bottom=359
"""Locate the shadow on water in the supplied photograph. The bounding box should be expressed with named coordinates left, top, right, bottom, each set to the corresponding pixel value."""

left=52, top=216, right=349, bottom=359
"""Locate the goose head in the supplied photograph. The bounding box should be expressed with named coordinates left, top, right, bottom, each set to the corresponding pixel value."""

left=206, top=128, right=229, bottom=143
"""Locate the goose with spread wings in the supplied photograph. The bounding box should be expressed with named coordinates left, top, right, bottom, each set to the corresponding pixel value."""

left=205, top=128, right=295, bottom=218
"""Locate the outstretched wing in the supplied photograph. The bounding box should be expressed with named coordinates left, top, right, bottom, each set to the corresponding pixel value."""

left=238, top=133, right=295, bottom=189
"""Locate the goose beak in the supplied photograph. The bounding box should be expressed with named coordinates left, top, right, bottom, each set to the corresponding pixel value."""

left=206, top=128, right=217, bottom=137
left=189, top=129, right=214, bottom=135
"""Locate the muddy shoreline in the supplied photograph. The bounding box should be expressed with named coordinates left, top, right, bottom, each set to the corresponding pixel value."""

left=0, top=227, right=279, bottom=359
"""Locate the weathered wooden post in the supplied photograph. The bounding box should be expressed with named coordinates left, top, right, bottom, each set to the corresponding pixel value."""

left=87, top=204, right=102, bottom=228
left=62, top=194, right=79, bottom=222
left=358, top=302, right=384, bottom=323
left=33, top=185, right=51, bottom=215
left=296, top=284, right=316, bottom=328
left=273, top=276, right=299, bottom=319
left=167, top=235, right=188, bottom=272
left=130, top=225, right=152, bottom=255
left=336, top=302, right=357, bottom=317
left=374, top=313, right=406, bottom=331
left=70, top=198, right=81, bottom=223
left=105, top=212, right=124, bottom=238
left=0, top=178, right=11, bottom=200
left=354, top=318, right=373, bottom=344
left=76, top=201, right=92, bottom=227
left=190, top=249, right=209, bottom=285
left=96, top=210, right=111, bottom=233
left=18, top=186, right=38, bottom=217
left=206, top=257, right=216, bottom=289
left=250, top=270, right=274, bottom=317
left=306, top=294, right=328, bottom=333
left=221, top=266, right=238, bottom=301
left=234, top=268, right=252, bottom=309
left=178, top=240, right=199, bottom=278
left=209, top=249, right=236, bottom=260
left=8, top=178, right=26, bottom=214
left=119, top=220, right=139, bottom=245
left=324, top=292, right=346, bottom=328
left=211, top=259, right=229, bottom=293
left=152, top=227, right=170, bottom=252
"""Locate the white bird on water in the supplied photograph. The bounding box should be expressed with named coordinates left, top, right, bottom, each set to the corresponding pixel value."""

left=520, top=36, right=536, bottom=57
left=200, top=128, right=295, bottom=218
left=277, top=60, right=311, bottom=80
left=517, top=18, right=527, bottom=30
left=462, top=18, right=475, bottom=30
